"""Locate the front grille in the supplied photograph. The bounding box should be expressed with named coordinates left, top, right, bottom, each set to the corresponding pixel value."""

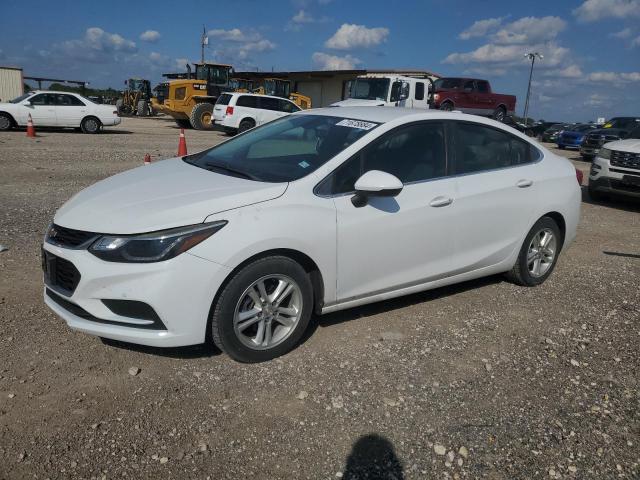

left=46, top=224, right=99, bottom=249
left=610, top=150, right=640, bottom=170
left=42, top=251, right=81, bottom=296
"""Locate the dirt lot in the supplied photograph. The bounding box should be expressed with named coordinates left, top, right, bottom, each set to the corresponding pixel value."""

left=0, top=117, right=638, bottom=479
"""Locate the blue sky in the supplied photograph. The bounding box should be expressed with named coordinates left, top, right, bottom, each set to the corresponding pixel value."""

left=1, top=0, right=639, bottom=121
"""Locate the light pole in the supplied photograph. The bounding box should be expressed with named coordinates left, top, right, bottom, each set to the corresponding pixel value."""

left=523, top=52, right=543, bottom=126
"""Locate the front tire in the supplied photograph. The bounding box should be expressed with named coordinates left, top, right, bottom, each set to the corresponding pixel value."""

left=492, top=106, right=506, bottom=122
left=137, top=100, right=149, bottom=116
left=506, top=217, right=561, bottom=287
left=211, top=256, right=314, bottom=363
left=439, top=101, right=454, bottom=112
left=80, top=116, right=101, bottom=134
left=0, top=113, right=14, bottom=131
left=189, top=103, right=214, bottom=130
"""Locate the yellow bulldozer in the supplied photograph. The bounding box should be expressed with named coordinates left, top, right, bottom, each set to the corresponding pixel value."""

left=161, top=62, right=234, bottom=129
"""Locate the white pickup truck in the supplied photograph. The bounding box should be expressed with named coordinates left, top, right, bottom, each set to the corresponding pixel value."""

left=332, top=74, right=432, bottom=109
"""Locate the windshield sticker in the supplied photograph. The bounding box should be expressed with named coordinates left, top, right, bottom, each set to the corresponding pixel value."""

left=298, top=160, right=310, bottom=168
left=336, top=119, right=377, bottom=130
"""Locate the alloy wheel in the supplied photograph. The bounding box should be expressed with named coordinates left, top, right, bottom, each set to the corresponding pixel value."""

left=527, top=228, right=557, bottom=277
left=233, top=274, right=303, bottom=350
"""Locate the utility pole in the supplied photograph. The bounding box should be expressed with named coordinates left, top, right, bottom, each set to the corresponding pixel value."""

left=523, top=52, right=543, bottom=126
left=200, top=25, right=207, bottom=63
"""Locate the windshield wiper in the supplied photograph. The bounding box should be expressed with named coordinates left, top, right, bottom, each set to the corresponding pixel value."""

left=204, top=162, right=260, bottom=181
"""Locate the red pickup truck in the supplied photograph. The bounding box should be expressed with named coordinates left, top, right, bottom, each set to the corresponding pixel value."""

left=430, top=78, right=516, bottom=122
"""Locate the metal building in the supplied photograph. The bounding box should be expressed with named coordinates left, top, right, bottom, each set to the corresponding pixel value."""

left=0, top=66, right=24, bottom=103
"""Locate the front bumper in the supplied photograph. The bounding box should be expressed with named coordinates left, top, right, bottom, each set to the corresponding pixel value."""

left=589, top=158, right=640, bottom=199
left=42, top=242, right=231, bottom=347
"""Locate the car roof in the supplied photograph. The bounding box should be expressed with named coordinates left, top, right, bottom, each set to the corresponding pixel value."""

left=28, top=90, right=82, bottom=96
left=230, top=92, right=290, bottom=101
left=295, top=106, right=504, bottom=125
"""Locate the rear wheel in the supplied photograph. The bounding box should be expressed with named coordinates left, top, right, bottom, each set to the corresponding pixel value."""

left=190, top=103, right=214, bottom=130
left=80, top=116, right=101, bottom=134
left=238, top=118, right=256, bottom=133
left=0, top=113, right=13, bottom=131
left=211, top=256, right=314, bottom=363
left=506, top=217, right=561, bottom=287
left=492, top=106, right=506, bottom=122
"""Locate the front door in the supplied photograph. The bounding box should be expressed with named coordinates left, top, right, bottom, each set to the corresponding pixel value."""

left=22, top=93, right=57, bottom=126
left=327, top=121, right=456, bottom=302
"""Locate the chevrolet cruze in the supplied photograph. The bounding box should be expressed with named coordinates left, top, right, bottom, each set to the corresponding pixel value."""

left=43, top=108, right=581, bottom=362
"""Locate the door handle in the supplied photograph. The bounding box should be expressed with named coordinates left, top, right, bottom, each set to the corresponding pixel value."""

left=516, top=179, right=533, bottom=188
left=429, top=196, right=453, bottom=207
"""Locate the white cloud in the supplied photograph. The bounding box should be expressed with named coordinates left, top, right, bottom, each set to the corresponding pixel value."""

left=586, top=93, right=609, bottom=106
left=51, top=27, right=137, bottom=64
left=588, top=71, right=640, bottom=82
left=632, top=35, right=640, bottom=47
left=293, top=9, right=314, bottom=24
left=545, top=64, right=584, bottom=78
left=459, top=17, right=505, bottom=40
left=325, top=24, right=389, bottom=50
left=573, top=0, right=640, bottom=22
left=610, top=27, right=633, bottom=39
left=444, top=42, right=569, bottom=68
left=207, top=28, right=275, bottom=63
left=208, top=28, right=261, bottom=42
left=140, top=30, right=161, bottom=42
left=492, top=16, right=566, bottom=44
left=312, top=52, right=361, bottom=70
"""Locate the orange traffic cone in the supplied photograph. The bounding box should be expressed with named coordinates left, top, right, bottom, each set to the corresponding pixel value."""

left=177, top=128, right=188, bottom=156
left=144, top=153, right=151, bottom=165
left=26, top=114, right=36, bottom=138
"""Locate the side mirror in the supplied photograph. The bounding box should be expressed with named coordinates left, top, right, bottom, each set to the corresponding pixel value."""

left=351, top=170, right=403, bottom=207
left=399, top=82, right=410, bottom=101
left=24, top=100, right=31, bottom=106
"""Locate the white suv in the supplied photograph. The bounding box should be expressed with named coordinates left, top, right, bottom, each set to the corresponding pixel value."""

left=0, top=91, right=121, bottom=133
left=213, top=92, right=301, bottom=134
left=588, top=125, right=640, bottom=201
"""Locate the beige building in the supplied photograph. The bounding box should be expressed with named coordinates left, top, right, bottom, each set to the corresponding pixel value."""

left=234, top=69, right=440, bottom=107
left=0, top=66, right=24, bottom=103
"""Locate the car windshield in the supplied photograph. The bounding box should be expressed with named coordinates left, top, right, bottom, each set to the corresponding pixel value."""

left=349, top=78, right=390, bottom=101
left=10, top=93, right=32, bottom=103
left=184, top=114, right=379, bottom=183
left=433, top=78, right=463, bottom=90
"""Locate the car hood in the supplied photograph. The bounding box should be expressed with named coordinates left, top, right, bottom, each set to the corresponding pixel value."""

left=331, top=98, right=386, bottom=107
left=603, top=138, right=640, bottom=153
left=54, top=158, right=288, bottom=234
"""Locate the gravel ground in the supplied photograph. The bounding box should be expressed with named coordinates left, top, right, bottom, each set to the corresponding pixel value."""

left=0, top=117, right=638, bottom=479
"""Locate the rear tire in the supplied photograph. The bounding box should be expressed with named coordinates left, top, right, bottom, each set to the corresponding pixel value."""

left=238, top=118, right=256, bottom=133
left=211, top=256, right=314, bottom=363
left=80, top=116, right=101, bottom=134
left=492, top=106, right=506, bottom=122
left=137, top=100, right=149, bottom=116
left=505, top=217, right=561, bottom=287
left=0, top=112, right=14, bottom=131
left=189, top=103, right=214, bottom=130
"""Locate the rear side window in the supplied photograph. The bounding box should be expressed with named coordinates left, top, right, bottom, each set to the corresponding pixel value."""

left=54, top=94, right=85, bottom=106
left=259, top=97, right=280, bottom=111
left=452, top=122, right=535, bottom=174
left=236, top=95, right=258, bottom=108
left=415, top=82, right=425, bottom=101
left=216, top=94, right=232, bottom=105
left=476, top=81, right=490, bottom=93
left=324, top=122, right=447, bottom=195
left=278, top=99, right=299, bottom=113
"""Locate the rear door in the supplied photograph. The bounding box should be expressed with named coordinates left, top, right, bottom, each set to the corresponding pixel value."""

left=257, top=96, right=286, bottom=125
left=448, top=121, right=541, bottom=273
left=324, top=121, right=457, bottom=301
left=474, top=81, right=494, bottom=115
left=53, top=94, right=87, bottom=127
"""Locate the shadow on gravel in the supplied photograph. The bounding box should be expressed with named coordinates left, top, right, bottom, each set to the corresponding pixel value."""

left=311, top=275, right=503, bottom=337
left=100, top=337, right=221, bottom=359
left=581, top=187, right=640, bottom=213
left=603, top=251, right=640, bottom=259
left=342, top=434, right=404, bottom=480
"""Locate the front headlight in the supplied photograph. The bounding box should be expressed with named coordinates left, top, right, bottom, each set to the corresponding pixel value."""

left=599, top=148, right=611, bottom=160
left=89, top=221, right=227, bottom=263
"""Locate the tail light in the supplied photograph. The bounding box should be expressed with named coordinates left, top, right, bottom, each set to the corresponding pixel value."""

left=225, top=106, right=234, bottom=116
left=575, top=168, right=584, bottom=185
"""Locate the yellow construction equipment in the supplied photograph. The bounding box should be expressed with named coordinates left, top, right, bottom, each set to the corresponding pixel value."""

left=162, top=63, right=233, bottom=129
left=252, top=78, right=312, bottom=109
left=116, top=78, right=154, bottom=116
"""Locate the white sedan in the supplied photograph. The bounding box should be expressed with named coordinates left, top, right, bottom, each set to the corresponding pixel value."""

left=42, top=107, right=581, bottom=362
left=0, top=91, right=121, bottom=133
